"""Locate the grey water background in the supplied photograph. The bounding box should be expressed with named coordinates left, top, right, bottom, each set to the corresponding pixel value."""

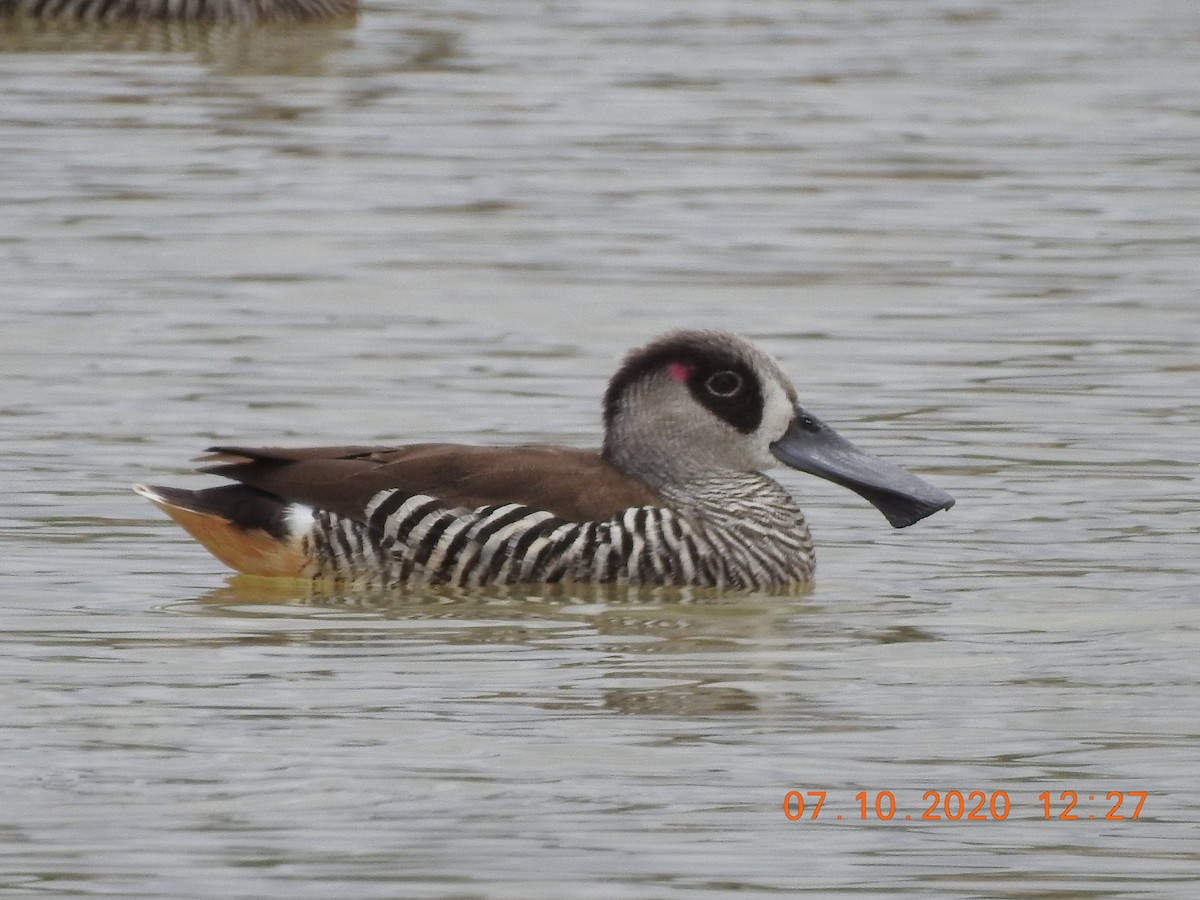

left=2, top=0, right=1199, bottom=896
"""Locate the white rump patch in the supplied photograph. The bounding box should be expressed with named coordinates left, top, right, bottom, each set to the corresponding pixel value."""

left=284, top=503, right=316, bottom=536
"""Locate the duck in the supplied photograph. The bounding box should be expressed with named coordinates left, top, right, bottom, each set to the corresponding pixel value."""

left=0, top=0, right=353, bottom=22
left=135, top=329, right=954, bottom=590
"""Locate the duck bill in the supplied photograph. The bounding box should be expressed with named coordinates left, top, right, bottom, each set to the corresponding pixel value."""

left=769, top=406, right=955, bottom=528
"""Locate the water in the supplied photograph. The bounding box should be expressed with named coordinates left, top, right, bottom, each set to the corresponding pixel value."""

left=2, top=0, right=1199, bottom=896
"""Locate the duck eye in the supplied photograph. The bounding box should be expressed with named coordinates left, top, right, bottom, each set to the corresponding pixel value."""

left=704, top=370, right=743, bottom=398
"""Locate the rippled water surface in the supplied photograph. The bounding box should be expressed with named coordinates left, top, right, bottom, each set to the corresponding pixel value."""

left=2, top=1, right=1199, bottom=896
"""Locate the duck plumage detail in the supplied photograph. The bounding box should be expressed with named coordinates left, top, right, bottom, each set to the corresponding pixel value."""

left=0, top=0, right=354, bottom=22
left=135, top=330, right=953, bottom=590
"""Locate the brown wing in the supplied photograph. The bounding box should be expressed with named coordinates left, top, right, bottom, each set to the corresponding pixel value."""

left=200, top=443, right=664, bottom=523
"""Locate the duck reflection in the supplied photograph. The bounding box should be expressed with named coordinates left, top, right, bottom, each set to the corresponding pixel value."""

left=188, top=576, right=820, bottom=717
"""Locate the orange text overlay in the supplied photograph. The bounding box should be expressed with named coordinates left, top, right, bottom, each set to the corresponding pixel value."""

left=783, top=790, right=1148, bottom=822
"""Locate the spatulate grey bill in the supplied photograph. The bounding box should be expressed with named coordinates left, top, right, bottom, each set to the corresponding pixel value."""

left=769, top=406, right=955, bottom=528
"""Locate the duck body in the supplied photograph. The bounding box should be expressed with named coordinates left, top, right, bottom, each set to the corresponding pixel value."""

left=137, top=444, right=817, bottom=590
left=136, top=330, right=953, bottom=591
left=0, top=0, right=353, bottom=23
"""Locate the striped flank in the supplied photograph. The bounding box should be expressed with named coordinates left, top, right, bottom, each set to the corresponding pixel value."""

left=291, top=472, right=815, bottom=589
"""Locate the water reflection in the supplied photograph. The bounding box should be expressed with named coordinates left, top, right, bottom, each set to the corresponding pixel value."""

left=201, top=572, right=804, bottom=606
left=602, top=683, right=759, bottom=716
left=158, top=576, right=825, bottom=718
left=187, top=574, right=811, bottom=639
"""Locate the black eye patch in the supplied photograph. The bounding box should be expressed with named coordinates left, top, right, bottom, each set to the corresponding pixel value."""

left=688, top=361, right=762, bottom=434
left=601, top=332, right=766, bottom=437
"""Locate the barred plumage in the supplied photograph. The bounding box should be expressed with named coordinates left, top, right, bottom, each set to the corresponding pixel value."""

left=136, top=330, right=953, bottom=592
left=288, top=468, right=817, bottom=590
left=0, top=0, right=354, bottom=21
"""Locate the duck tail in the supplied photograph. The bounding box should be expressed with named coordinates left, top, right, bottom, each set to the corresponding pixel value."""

left=133, top=483, right=311, bottom=578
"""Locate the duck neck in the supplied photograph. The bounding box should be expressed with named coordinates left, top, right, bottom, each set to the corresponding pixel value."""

left=658, top=470, right=804, bottom=526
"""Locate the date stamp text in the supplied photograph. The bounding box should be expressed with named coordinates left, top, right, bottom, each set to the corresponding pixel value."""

left=783, top=790, right=1148, bottom=823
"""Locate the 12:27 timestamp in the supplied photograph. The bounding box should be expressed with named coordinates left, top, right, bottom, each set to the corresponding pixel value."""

left=783, top=790, right=1148, bottom=822
left=1039, top=790, right=1147, bottom=821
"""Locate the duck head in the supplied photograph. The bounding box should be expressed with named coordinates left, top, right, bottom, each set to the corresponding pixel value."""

left=601, top=330, right=954, bottom=527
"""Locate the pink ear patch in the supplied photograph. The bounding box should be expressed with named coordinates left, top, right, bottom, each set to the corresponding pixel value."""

left=667, top=362, right=690, bottom=383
